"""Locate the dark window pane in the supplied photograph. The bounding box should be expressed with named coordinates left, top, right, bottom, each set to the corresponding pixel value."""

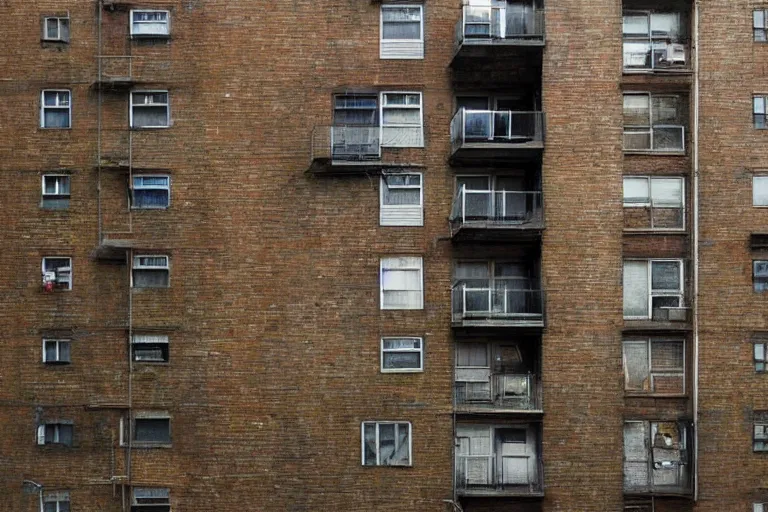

left=135, top=418, right=170, bottom=443
left=383, top=352, right=420, bottom=369
left=651, top=262, right=680, bottom=290
left=363, top=423, right=376, bottom=465
left=45, top=342, right=57, bottom=362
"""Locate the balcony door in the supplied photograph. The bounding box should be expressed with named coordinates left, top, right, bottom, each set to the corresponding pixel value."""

left=455, top=261, right=531, bottom=315
left=456, top=175, right=526, bottom=221
left=496, top=428, right=531, bottom=486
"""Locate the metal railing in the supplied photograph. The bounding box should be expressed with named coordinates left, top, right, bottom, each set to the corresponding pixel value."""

left=456, top=455, right=543, bottom=494
left=455, top=5, right=545, bottom=47
left=454, top=373, right=542, bottom=411
left=451, top=109, right=545, bottom=153
left=623, top=126, right=685, bottom=152
left=450, top=187, right=543, bottom=227
left=452, top=282, right=544, bottom=324
left=311, top=126, right=381, bottom=163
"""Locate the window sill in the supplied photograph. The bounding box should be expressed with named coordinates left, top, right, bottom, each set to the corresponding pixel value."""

left=134, top=361, right=170, bottom=366
left=623, top=229, right=687, bottom=235
left=39, top=127, right=72, bottom=131
left=625, top=393, right=688, bottom=399
left=381, top=369, right=424, bottom=374
left=131, top=126, right=171, bottom=130
left=623, top=68, right=692, bottom=75
left=130, top=442, right=172, bottom=449
left=43, top=361, right=72, bottom=366
left=624, top=150, right=686, bottom=156
left=41, top=39, right=69, bottom=44
left=131, top=206, right=170, bottom=211
left=130, top=35, right=171, bottom=41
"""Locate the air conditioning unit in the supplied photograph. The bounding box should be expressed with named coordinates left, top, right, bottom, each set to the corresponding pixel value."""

left=653, top=306, right=688, bottom=322
left=665, top=44, right=686, bottom=65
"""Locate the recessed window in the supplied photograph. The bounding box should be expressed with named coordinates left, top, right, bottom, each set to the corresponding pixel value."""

left=755, top=336, right=768, bottom=372
left=362, top=421, right=412, bottom=466
left=381, top=337, right=423, bottom=372
left=43, top=339, right=71, bottom=364
left=130, top=10, right=170, bottom=38
left=623, top=259, right=684, bottom=319
left=134, top=416, right=171, bottom=445
left=755, top=422, right=768, bottom=452
left=37, top=422, right=73, bottom=446
left=42, top=491, right=70, bottom=512
left=132, top=175, right=170, bottom=209
left=756, top=10, right=768, bottom=42
left=132, top=255, right=170, bottom=288
left=130, top=91, right=170, bottom=128
left=132, top=333, right=169, bottom=363
left=43, top=17, right=70, bottom=42
left=623, top=176, right=684, bottom=230
left=756, top=503, right=767, bottom=512
left=380, top=256, right=423, bottom=310
left=132, top=488, right=170, bottom=512
left=623, top=93, right=685, bottom=152
left=622, top=338, right=684, bottom=394
left=42, top=174, right=71, bottom=209
left=380, top=173, right=423, bottom=226
left=755, top=261, right=768, bottom=292
left=41, top=90, right=71, bottom=129
left=755, top=96, right=768, bottom=129
left=42, top=257, right=72, bottom=291
left=622, top=12, right=686, bottom=70
left=755, top=176, right=768, bottom=206
left=380, top=5, right=424, bottom=59
left=381, top=92, right=423, bottom=147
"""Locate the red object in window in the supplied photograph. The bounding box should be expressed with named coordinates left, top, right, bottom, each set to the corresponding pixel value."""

left=43, top=280, right=55, bottom=293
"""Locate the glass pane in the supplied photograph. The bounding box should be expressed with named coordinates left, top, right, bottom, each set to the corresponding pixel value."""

left=44, top=504, right=56, bottom=512
left=46, top=19, right=59, bottom=39
left=756, top=10, right=766, bottom=29
left=383, top=7, right=421, bottom=22
left=457, top=176, right=490, bottom=191
left=456, top=343, right=488, bottom=367
left=44, top=178, right=58, bottom=195
left=363, top=424, right=376, bottom=465
left=455, top=262, right=490, bottom=280
left=755, top=261, right=768, bottom=277
left=624, top=261, right=649, bottom=317
left=652, top=261, right=680, bottom=290
left=756, top=343, right=766, bottom=361
left=651, top=178, right=683, bottom=206
left=624, top=178, right=650, bottom=204
left=653, top=127, right=684, bottom=151
left=383, top=352, right=420, bottom=369
left=43, top=92, right=57, bottom=106
left=623, top=42, right=651, bottom=68
left=383, top=338, right=420, bottom=350
left=60, top=19, right=70, bottom=41
left=133, top=269, right=169, bottom=288
left=58, top=177, right=70, bottom=195
left=45, top=342, right=57, bottom=362
left=135, top=419, right=170, bottom=443
left=757, top=97, right=767, bottom=115
left=652, top=96, right=682, bottom=124
left=335, top=95, right=377, bottom=109
left=383, top=21, right=421, bottom=39
left=754, top=177, right=768, bottom=206
left=624, top=95, right=650, bottom=125
left=393, top=423, right=410, bottom=465
left=650, top=13, right=680, bottom=38
left=59, top=342, right=71, bottom=362
left=623, top=341, right=649, bottom=391
left=623, top=14, right=649, bottom=36
left=378, top=424, right=396, bottom=464
left=134, top=189, right=169, bottom=208
left=133, top=106, right=168, bottom=127
left=59, top=425, right=73, bottom=445
left=651, top=340, right=684, bottom=370
left=382, top=108, right=420, bottom=125
left=44, top=110, right=69, bottom=128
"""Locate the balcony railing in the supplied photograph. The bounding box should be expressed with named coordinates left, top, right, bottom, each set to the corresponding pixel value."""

left=452, top=282, right=544, bottom=327
left=454, top=373, right=542, bottom=412
left=455, top=5, right=545, bottom=48
left=456, top=455, right=544, bottom=496
left=310, top=126, right=381, bottom=164
left=623, top=41, right=689, bottom=71
left=451, top=187, right=543, bottom=228
left=451, top=109, right=545, bottom=154
left=623, top=126, right=685, bottom=153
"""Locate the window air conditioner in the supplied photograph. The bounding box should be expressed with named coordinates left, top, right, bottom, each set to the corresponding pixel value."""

left=42, top=271, right=56, bottom=285
left=55, top=267, right=71, bottom=284
left=665, top=44, right=686, bottom=65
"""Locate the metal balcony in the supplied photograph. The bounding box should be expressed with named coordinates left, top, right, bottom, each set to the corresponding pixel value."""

left=452, top=282, right=544, bottom=328
left=450, top=187, right=543, bottom=241
left=454, top=373, right=542, bottom=414
left=456, top=455, right=544, bottom=497
left=450, top=109, right=545, bottom=165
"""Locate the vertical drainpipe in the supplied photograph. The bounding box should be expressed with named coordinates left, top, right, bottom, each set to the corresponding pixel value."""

left=97, top=1, right=103, bottom=242
left=692, top=0, right=701, bottom=502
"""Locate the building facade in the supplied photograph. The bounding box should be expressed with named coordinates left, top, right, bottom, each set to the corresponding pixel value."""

left=0, top=0, right=765, bottom=511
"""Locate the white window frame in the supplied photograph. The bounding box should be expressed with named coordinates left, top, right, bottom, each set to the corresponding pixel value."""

left=380, top=4, right=424, bottom=60
left=380, top=173, right=423, bottom=208
left=755, top=10, right=768, bottom=42
left=42, top=339, right=71, bottom=364
left=380, top=91, right=424, bottom=148
left=623, top=259, right=684, bottom=320
left=43, top=17, right=70, bottom=42
left=131, top=255, right=170, bottom=288
left=755, top=338, right=768, bottom=373
left=623, top=92, right=685, bottom=152
left=132, top=333, right=170, bottom=363
left=361, top=421, right=412, bottom=466
left=130, top=90, right=170, bottom=129
left=38, top=422, right=73, bottom=446
left=380, top=337, right=424, bottom=373
left=380, top=256, right=424, bottom=310
left=379, top=172, right=423, bottom=227
left=42, top=491, right=70, bottom=512
left=756, top=503, right=767, bottom=512
left=755, top=95, right=767, bottom=129
left=754, top=176, right=768, bottom=206
left=754, top=260, right=768, bottom=292
left=622, top=337, right=685, bottom=394
left=755, top=422, right=768, bottom=452
left=130, top=9, right=170, bottom=38
left=42, top=257, right=72, bottom=291
left=40, top=90, right=71, bottom=129
left=622, top=176, right=685, bottom=231
left=42, top=174, right=71, bottom=200
left=132, top=174, right=171, bottom=209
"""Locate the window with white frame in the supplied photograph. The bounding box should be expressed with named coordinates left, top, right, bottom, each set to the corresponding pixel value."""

left=756, top=504, right=767, bottom=512
left=132, top=333, right=169, bottom=363
left=622, top=11, right=686, bottom=70
left=41, top=90, right=71, bottom=129
left=381, top=337, right=423, bottom=372
left=43, top=17, right=70, bottom=42
left=132, top=488, right=170, bottom=511
left=754, top=335, right=768, bottom=372
left=380, top=256, right=423, bottom=310
left=380, top=4, right=424, bottom=60
left=622, top=338, right=684, bottom=394
left=755, top=176, right=768, bottom=206
left=42, top=491, right=70, bottom=512
left=362, top=421, right=411, bottom=466
left=623, top=93, right=685, bottom=152
left=381, top=92, right=423, bottom=147
left=380, top=173, right=423, bottom=227
left=755, top=418, right=768, bottom=452
left=132, top=255, right=170, bottom=288
left=42, top=257, right=72, bottom=290
left=43, top=339, right=71, bottom=364
left=755, top=96, right=768, bottom=129
left=756, top=10, right=768, bottom=42
left=754, top=261, right=768, bottom=292
left=37, top=422, right=73, bottom=446
left=131, top=91, right=170, bottom=128
left=130, top=10, right=170, bottom=37
left=42, top=174, right=71, bottom=209
left=623, top=260, right=684, bottom=319
left=623, top=176, right=684, bottom=230
left=132, top=175, right=170, bottom=209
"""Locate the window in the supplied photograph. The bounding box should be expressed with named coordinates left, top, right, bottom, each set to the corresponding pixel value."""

left=756, top=10, right=768, bottom=42
left=381, top=92, right=423, bottom=147
left=623, top=260, right=684, bottom=319
left=380, top=256, right=423, bottom=310
left=43, top=17, right=70, bottom=42
left=623, top=93, right=685, bottom=152
left=132, top=488, right=170, bottom=512
left=42, top=257, right=72, bottom=291
left=134, top=416, right=171, bottom=444
left=41, top=90, right=71, bottom=129
left=756, top=96, right=768, bottom=129
left=756, top=504, right=768, bottom=512
left=362, top=421, right=411, bottom=466
left=380, top=173, right=423, bottom=226
left=131, top=91, right=170, bottom=128
left=623, top=338, right=684, bottom=394
left=622, top=11, right=685, bottom=69
left=132, top=255, right=170, bottom=288
left=755, top=261, right=768, bottom=292
left=623, top=177, right=684, bottom=230
left=755, top=336, right=768, bottom=372
left=132, top=333, right=169, bottom=363
left=42, top=491, right=70, bottom=512
left=380, top=5, right=424, bottom=60
left=623, top=421, right=690, bottom=492
left=381, top=337, right=423, bottom=372
left=37, top=422, right=73, bottom=446
left=130, top=10, right=170, bottom=37
left=755, top=176, right=768, bottom=206
left=755, top=421, right=768, bottom=452
left=43, top=339, right=71, bottom=364
left=132, top=175, right=170, bottom=209
left=42, top=175, right=71, bottom=209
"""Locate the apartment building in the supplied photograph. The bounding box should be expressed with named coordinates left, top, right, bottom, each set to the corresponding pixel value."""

left=0, top=0, right=766, bottom=511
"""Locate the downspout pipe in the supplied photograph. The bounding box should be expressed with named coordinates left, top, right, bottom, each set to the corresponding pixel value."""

left=692, top=0, right=701, bottom=502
